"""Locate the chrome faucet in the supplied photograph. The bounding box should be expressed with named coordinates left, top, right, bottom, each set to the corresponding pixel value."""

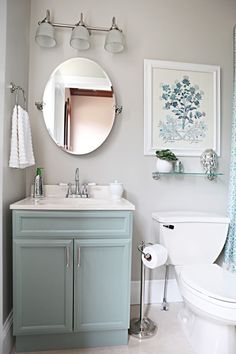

left=66, top=168, right=89, bottom=198
left=75, top=168, right=80, bottom=196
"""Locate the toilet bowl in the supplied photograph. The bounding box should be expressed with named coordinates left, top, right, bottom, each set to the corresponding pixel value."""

left=177, top=264, right=236, bottom=354
left=152, top=211, right=235, bottom=354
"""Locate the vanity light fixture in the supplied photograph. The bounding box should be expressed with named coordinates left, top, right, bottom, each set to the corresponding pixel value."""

left=35, top=10, right=56, bottom=48
left=70, top=13, right=90, bottom=50
left=35, top=10, right=125, bottom=53
left=104, top=17, right=125, bottom=53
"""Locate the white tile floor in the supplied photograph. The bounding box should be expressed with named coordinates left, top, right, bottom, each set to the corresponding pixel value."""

left=12, top=303, right=195, bottom=354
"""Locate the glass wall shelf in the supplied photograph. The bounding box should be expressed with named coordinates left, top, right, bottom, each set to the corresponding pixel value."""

left=152, top=171, right=223, bottom=181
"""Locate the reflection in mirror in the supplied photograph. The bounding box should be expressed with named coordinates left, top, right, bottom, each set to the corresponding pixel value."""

left=43, top=58, right=116, bottom=155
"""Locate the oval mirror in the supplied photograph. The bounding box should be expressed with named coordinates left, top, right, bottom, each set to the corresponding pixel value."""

left=43, top=58, right=116, bottom=155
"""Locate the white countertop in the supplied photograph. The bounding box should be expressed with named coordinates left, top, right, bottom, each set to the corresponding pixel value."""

left=10, top=197, right=135, bottom=211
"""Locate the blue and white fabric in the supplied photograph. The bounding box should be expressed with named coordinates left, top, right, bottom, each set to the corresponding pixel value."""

left=224, top=26, right=236, bottom=271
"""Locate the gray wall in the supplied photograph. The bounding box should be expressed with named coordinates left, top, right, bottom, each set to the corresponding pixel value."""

left=1, top=0, right=30, bottom=323
left=27, top=0, right=236, bottom=281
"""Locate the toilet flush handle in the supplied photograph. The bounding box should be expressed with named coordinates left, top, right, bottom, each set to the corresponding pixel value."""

left=163, top=224, right=175, bottom=230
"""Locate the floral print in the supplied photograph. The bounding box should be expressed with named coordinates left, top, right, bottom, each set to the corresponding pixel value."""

left=159, top=76, right=207, bottom=143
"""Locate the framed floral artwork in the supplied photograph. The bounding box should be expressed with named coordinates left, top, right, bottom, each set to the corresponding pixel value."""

left=144, top=59, right=220, bottom=156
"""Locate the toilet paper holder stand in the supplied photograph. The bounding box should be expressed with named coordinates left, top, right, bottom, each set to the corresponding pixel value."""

left=138, top=241, right=169, bottom=311
left=129, top=241, right=158, bottom=339
left=138, top=241, right=169, bottom=312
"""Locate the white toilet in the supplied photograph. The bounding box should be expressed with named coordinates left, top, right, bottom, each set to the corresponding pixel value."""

left=152, top=211, right=236, bottom=354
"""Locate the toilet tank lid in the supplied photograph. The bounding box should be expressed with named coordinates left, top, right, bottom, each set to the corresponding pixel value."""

left=152, top=211, right=230, bottom=223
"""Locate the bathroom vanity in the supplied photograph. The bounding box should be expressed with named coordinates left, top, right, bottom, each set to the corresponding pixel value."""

left=10, top=196, right=135, bottom=352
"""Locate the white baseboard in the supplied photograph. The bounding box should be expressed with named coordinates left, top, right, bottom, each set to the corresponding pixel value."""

left=2, top=310, right=13, bottom=354
left=131, top=278, right=182, bottom=305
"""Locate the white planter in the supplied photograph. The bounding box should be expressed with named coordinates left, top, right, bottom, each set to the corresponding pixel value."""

left=156, top=158, right=173, bottom=173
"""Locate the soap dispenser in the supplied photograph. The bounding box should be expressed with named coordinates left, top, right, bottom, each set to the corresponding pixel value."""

left=34, top=167, right=44, bottom=198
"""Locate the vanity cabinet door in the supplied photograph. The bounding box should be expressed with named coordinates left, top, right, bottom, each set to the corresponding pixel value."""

left=74, top=239, right=131, bottom=332
left=13, top=239, right=73, bottom=335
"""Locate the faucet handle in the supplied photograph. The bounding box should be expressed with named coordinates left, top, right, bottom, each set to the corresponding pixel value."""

left=81, top=184, right=89, bottom=198
left=66, top=183, right=73, bottom=198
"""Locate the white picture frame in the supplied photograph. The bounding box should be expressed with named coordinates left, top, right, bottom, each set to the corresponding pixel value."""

left=144, top=59, right=220, bottom=156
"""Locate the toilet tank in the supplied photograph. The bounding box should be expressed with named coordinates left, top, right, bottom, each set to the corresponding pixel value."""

left=152, top=211, right=230, bottom=265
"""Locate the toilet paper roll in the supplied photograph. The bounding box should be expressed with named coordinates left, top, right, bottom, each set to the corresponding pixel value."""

left=142, top=244, right=168, bottom=269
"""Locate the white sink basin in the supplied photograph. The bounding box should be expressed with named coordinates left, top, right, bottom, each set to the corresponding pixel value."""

left=37, top=197, right=106, bottom=205
left=36, top=197, right=115, bottom=208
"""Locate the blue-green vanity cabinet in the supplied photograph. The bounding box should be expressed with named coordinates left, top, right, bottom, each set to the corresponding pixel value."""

left=13, top=239, right=73, bottom=335
left=12, top=210, right=133, bottom=352
left=74, top=239, right=131, bottom=332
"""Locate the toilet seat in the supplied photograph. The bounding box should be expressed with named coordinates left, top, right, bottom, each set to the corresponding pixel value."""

left=180, top=264, right=236, bottom=304
left=178, top=264, right=236, bottom=325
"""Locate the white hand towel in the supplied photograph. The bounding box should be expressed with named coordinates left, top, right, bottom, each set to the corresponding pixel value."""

left=17, top=105, right=35, bottom=168
left=9, top=105, right=19, bottom=168
left=9, top=105, right=35, bottom=169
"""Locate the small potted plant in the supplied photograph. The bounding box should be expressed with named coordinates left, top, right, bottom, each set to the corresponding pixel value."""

left=155, top=149, right=178, bottom=173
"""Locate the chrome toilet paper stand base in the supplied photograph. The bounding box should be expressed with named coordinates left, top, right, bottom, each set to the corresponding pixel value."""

left=129, top=241, right=157, bottom=339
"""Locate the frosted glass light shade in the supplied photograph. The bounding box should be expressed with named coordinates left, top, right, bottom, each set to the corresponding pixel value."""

left=35, top=22, right=56, bottom=48
left=70, top=25, right=90, bottom=50
left=104, top=29, right=124, bottom=53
